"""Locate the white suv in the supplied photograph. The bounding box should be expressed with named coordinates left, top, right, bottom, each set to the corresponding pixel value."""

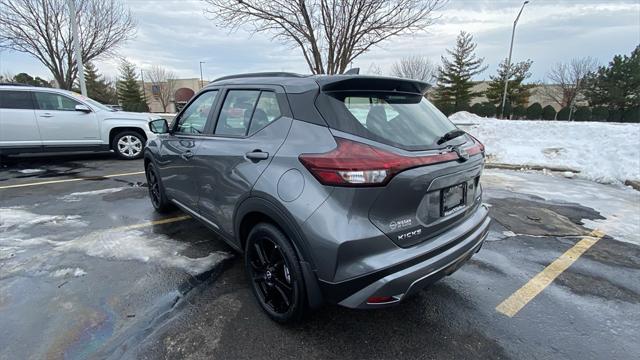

left=0, top=84, right=162, bottom=159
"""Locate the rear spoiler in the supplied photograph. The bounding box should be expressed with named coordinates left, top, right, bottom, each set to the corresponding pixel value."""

left=316, top=76, right=431, bottom=95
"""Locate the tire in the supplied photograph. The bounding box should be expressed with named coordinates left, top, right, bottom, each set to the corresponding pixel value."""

left=145, top=162, right=173, bottom=213
left=113, top=130, right=145, bottom=160
left=245, top=223, right=307, bottom=323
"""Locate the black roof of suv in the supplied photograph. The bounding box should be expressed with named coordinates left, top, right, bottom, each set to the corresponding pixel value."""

left=208, top=72, right=431, bottom=95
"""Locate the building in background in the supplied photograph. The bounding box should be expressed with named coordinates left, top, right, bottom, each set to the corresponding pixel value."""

left=141, top=78, right=200, bottom=113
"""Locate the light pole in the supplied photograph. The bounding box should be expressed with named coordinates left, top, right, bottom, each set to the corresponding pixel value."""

left=140, top=69, right=147, bottom=100
left=500, top=0, right=529, bottom=119
left=199, top=61, right=205, bottom=89
left=67, top=0, right=86, bottom=95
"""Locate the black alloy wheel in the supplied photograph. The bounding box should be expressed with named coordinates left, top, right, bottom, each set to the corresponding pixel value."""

left=145, top=163, right=172, bottom=213
left=245, top=223, right=306, bottom=323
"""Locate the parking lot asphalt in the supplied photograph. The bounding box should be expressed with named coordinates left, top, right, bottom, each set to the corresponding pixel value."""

left=1, top=153, right=638, bottom=360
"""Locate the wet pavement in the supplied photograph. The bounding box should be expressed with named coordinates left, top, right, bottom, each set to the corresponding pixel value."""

left=1, top=154, right=639, bottom=359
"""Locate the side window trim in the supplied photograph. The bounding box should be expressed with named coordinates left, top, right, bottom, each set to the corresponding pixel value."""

left=243, top=91, right=262, bottom=136
left=210, top=88, right=284, bottom=139
left=172, top=89, right=220, bottom=136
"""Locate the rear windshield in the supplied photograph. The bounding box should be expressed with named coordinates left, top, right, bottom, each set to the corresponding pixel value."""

left=316, top=92, right=460, bottom=150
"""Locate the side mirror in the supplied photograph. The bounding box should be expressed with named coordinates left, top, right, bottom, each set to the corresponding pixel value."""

left=149, top=118, right=169, bottom=134
left=75, top=104, right=91, bottom=113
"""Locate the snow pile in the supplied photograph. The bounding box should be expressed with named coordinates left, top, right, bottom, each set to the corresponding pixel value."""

left=449, top=111, right=484, bottom=125
left=450, top=111, right=640, bottom=184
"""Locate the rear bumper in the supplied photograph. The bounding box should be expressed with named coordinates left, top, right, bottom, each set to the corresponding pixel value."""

left=319, top=205, right=490, bottom=309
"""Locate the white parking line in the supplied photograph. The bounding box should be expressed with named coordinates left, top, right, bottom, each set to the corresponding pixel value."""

left=0, top=171, right=145, bottom=190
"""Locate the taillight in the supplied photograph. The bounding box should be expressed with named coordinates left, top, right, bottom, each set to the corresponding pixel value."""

left=467, top=134, right=485, bottom=156
left=298, top=138, right=462, bottom=187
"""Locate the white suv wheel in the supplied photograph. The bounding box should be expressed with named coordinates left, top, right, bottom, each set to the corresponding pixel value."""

left=114, top=132, right=144, bottom=159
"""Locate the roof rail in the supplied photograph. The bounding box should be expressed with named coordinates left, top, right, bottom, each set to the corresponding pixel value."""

left=0, top=82, right=30, bottom=86
left=211, top=72, right=306, bottom=83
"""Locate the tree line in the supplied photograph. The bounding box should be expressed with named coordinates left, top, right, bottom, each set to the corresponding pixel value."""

left=391, top=31, right=639, bottom=123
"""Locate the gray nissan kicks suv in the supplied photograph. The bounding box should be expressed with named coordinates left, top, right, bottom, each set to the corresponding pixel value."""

left=144, top=73, right=490, bottom=323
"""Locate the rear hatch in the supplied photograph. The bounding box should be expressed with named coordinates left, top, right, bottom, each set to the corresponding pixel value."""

left=311, top=76, right=485, bottom=247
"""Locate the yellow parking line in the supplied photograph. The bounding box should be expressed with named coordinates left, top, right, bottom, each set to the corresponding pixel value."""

left=113, top=215, right=192, bottom=232
left=496, top=229, right=606, bottom=317
left=0, top=171, right=145, bottom=190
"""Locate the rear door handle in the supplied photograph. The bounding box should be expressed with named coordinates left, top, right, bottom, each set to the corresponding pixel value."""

left=246, top=150, right=269, bottom=161
left=40, top=113, right=53, bottom=118
left=181, top=150, right=194, bottom=160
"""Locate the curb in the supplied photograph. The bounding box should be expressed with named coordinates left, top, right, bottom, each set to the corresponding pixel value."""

left=485, top=163, right=580, bottom=173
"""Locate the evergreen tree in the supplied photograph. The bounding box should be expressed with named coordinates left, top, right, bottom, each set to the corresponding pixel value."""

left=485, top=58, right=534, bottom=117
left=526, top=103, right=543, bottom=120
left=585, top=45, right=640, bottom=122
left=482, top=102, right=497, bottom=118
left=557, top=106, right=570, bottom=120
left=542, top=105, right=556, bottom=120
left=470, top=103, right=484, bottom=116
left=502, top=101, right=512, bottom=119
left=573, top=107, right=591, bottom=122
left=591, top=106, right=609, bottom=122
left=433, top=31, right=487, bottom=112
left=117, top=60, right=148, bottom=112
left=85, top=62, right=118, bottom=104
left=11, top=73, right=50, bottom=87
left=512, top=105, right=526, bottom=119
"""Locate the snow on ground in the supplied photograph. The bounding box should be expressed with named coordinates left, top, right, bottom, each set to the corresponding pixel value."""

left=59, top=187, right=126, bottom=202
left=0, top=207, right=231, bottom=276
left=50, top=267, right=87, bottom=278
left=54, top=229, right=231, bottom=276
left=0, top=208, right=86, bottom=230
left=17, top=169, right=45, bottom=174
left=450, top=111, right=640, bottom=184
left=483, top=169, right=640, bottom=245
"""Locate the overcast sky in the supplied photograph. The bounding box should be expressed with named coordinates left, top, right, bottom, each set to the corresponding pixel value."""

left=1, top=0, right=638, bottom=83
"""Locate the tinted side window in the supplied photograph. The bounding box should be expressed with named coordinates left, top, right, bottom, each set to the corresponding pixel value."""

left=175, top=90, right=219, bottom=134
left=34, top=92, right=81, bottom=111
left=215, top=90, right=260, bottom=136
left=0, top=90, right=35, bottom=109
left=248, top=92, right=281, bottom=135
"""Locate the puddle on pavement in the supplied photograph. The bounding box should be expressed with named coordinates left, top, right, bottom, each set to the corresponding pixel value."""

left=487, top=197, right=602, bottom=237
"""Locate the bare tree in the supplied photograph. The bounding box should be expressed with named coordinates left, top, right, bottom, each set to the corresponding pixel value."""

left=544, top=57, right=599, bottom=119
left=0, top=0, right=135, bottom=90
left=366, top=63, right=384, bottom=76
left=146, top=65, right=177, bottom=113
left=1, top=71, right=16, bottom=82
left=204, top=0, right=446, bottom=74
left=390, top=55, right=436, bottom=82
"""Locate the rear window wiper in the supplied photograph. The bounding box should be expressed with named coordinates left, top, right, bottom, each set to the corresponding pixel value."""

left=436, top=129, right=466, bottom=145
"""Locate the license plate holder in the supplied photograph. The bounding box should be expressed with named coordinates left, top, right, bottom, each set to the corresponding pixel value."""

left=441, top=183, right=467, bottom=217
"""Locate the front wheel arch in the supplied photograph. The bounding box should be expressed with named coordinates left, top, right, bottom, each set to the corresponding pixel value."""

left=109, top=126, right=147, bottom=148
